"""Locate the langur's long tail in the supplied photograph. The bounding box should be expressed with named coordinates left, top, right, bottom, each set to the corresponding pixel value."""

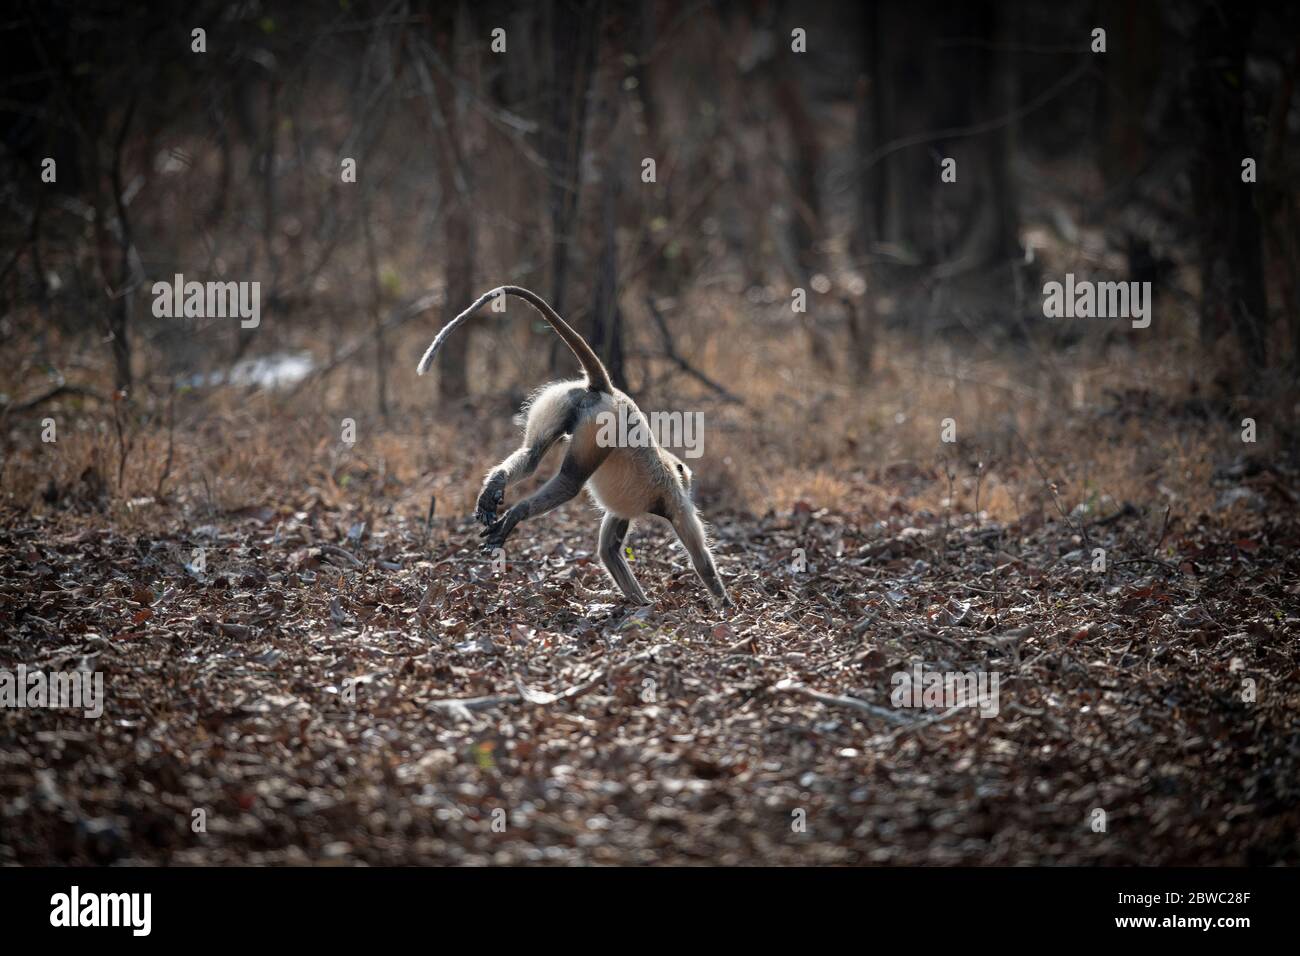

left=416, top=285, right=612, bottom=393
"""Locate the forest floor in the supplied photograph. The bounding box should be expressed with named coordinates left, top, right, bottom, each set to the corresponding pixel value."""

left=2, top=319, right=1299, bottom=865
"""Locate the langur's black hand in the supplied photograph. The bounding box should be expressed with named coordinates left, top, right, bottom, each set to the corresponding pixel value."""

left=475, top=485, right=503, bottom=527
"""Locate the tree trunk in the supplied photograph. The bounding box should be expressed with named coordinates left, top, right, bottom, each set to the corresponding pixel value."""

left=542, top=0, right=600, bottom=373
left=591, top=141, right=626, bottom=391
left=1189, top=0, right=1269, bottom=371
left=861, top=0, right=1018, bottom=271
left=429, top=6, right=478, bottom=401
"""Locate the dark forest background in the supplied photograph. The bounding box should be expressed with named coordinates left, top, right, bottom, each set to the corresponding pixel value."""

left=3, top=0, right=1298, bottom=406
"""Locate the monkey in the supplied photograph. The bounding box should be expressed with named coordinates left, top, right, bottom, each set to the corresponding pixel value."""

left=417, top=285, right=731, bottom=609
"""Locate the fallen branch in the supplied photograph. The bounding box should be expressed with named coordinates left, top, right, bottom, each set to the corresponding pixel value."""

left=1087, top=501, right=1139, bottom=528
left=876, top=702, right=969, bottom=744
left=1112, top=557, right=1184, bottom=575
left=425, top=691, right=520, bottom=722
left=320, top=544, right=363, bottom=568
left=426, top=643, right=670, bottom=721
left=772, top=679, right=915, bottom=726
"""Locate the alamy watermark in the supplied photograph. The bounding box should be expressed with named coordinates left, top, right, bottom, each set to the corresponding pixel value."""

left=891, top=663, right=1000, bottom=718
left=0, top=665, right=104, bottom=718
left=1043, top=273, right=1151, bottom=329
left=595, top=405, right=704, bottom=459
left=50, top=886, right=151, bottom=936
left=151, top=273, right=260, bottom=328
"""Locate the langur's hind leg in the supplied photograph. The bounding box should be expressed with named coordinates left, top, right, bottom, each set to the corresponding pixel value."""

left=598, top=513, right=649, bottom=605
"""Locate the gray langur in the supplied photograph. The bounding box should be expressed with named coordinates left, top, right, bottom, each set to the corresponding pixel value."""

left=417, top=286, right=730, bottom=608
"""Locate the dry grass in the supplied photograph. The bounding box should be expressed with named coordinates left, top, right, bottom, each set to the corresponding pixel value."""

left=2, top=284, right=1285, bottom=538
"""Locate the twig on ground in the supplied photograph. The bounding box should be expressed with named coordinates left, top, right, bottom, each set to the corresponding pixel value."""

left=876, top=703, right=970, bottom=744
left=426, top=643, right=671, bottom=721
left=320, top=544, right=363, bottom=568
left=421, top=495, right=437, bottom=547
left=1112, top=557, right=1183, bottom=574
left=771, top=679, right=915, bottom=726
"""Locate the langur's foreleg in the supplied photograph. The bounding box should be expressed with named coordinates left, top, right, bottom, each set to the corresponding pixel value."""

left=670, top=507, right=731, bottom=608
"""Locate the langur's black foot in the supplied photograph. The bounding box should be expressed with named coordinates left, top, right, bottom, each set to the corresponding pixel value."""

left=479, top=506, right=521, bottom=550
